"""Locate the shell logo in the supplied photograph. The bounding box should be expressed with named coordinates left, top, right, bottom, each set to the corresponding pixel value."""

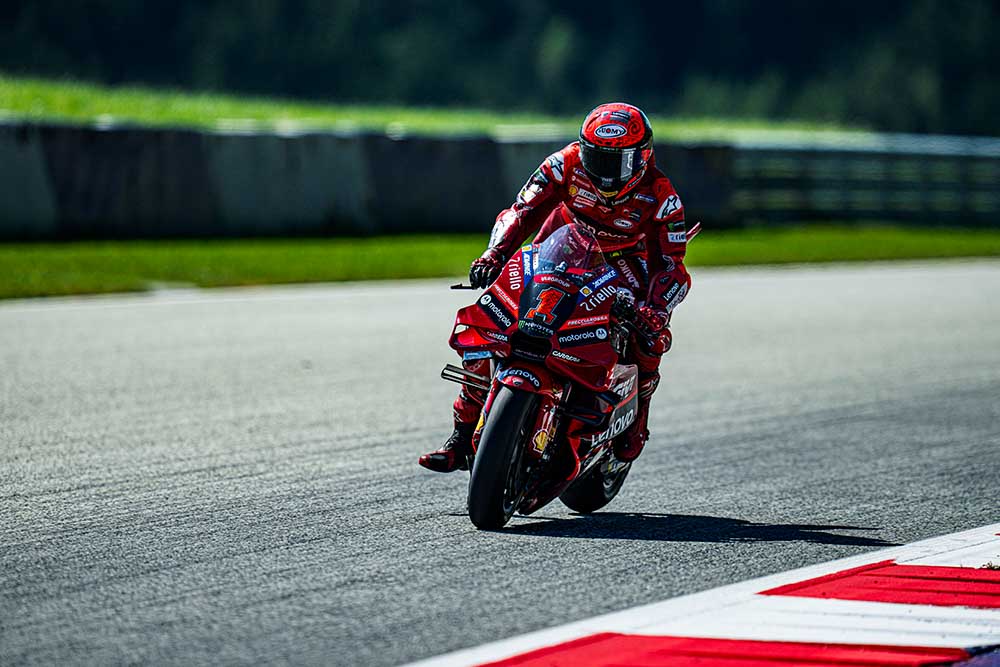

left=568, top=185, right=578, bottom=196
left=532, top=429, right=549, bottom=453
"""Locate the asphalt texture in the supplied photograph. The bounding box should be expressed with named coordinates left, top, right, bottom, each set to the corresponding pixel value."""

left=2, top=260, right=999, bottom=666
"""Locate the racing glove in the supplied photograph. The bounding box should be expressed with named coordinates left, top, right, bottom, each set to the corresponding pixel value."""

left=633, top=306, right=670, bottom=350
left=469, top=248, right=505, bottom=289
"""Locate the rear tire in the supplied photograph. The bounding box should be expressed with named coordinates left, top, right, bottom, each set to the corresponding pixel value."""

left=559, top=448, right=632, bottom=514
left=467, top=386, right=538, bottom=529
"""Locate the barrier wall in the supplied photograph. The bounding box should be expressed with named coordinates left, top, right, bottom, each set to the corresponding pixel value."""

left=0, top=120, right=997, bottom=240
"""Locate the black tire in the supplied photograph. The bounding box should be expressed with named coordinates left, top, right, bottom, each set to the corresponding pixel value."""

left=559, top=449, right=632, bottom=514
left=467, top=386, right=538, bottom=529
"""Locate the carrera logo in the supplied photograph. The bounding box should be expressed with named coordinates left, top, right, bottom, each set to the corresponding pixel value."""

left=594, top=123, right=627, bottom=138
left=550, top=349, right=582, bottom=363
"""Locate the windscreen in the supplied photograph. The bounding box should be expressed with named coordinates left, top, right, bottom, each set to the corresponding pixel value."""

left=534, top=223, right=605, bottom=278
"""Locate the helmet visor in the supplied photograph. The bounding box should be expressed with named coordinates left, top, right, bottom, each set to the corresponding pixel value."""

left=580, top=144, right=636, bottom=190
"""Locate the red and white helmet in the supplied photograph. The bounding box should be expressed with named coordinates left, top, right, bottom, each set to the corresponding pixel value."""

left=579, top=102, right=654, bottom=201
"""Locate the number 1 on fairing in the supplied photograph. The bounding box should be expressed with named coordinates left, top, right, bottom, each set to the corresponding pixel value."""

left=526, top=288, right=564, bottom=325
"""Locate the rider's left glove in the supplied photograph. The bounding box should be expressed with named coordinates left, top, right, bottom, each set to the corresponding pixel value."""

left=469, top=248, right=505, bottom=289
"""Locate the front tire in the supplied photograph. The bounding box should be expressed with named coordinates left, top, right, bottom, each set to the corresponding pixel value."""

left=467, top=386, right=538, bottom=529
left=559, top=449, right=632, bottom=514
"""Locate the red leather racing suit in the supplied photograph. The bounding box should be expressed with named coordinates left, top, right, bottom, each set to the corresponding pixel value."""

left=454, top=142, right=692, bottom=425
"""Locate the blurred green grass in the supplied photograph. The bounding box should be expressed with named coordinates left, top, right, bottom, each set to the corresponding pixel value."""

left=0, top=74, right=863, bottom=140
left=2, top=226, right=999, bottom=300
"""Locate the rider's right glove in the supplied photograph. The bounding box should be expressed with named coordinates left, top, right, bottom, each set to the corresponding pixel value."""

left=469, top=248, right=505, bottom=289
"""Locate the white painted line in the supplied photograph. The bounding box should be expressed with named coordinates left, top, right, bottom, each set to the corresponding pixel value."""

left=403, top=523, right=1000, bottom=667
left=639, top=597, right=1000, bottom=649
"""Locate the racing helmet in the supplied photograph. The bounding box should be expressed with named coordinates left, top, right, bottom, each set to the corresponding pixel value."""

left=579, top=102, right=654, bottom=201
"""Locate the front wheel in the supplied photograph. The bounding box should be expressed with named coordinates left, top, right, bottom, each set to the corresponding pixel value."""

left=559, top=450, right=632, bottom=514
left=467, top=386, right=538, bottom=529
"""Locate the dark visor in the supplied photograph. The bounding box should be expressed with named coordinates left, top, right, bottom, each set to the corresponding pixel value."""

left=580, top=144, right=635, bottom=187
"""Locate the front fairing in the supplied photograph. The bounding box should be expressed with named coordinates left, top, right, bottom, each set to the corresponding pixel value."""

left=450, top=224, right=624, bottom=391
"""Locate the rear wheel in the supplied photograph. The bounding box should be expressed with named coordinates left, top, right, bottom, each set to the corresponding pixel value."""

left=559, top=447, right=632, bottom=514
left=467, top=386, right=538, bottom=529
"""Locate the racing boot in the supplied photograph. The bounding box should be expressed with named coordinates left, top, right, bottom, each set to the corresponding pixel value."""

left=613, top=373, right=658, bottom=462
left=419, top=422, right=475, bottom=473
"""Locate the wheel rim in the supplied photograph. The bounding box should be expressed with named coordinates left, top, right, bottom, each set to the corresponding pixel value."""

left=501, top=423, right=531, bottom=517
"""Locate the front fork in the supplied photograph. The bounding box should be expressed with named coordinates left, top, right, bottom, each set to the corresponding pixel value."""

left=442, top=359, right=566, bottom=462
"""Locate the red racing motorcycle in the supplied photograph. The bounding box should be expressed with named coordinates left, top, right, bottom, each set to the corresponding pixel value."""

left=442, top=223, right=649, bottom=529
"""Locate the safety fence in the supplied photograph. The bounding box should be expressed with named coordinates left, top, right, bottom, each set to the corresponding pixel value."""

left=0, top=121, right=997, bottom=239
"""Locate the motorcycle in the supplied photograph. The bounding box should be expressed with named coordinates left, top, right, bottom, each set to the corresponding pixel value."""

left=442, top=222, right=650, bottom=529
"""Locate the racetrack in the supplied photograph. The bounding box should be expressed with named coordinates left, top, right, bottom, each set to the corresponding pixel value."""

left=2, top=260, right=999, bottom=666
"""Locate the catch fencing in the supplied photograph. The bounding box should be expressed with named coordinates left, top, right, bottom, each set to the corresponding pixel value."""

left=0, top=120, right=997, bottom=239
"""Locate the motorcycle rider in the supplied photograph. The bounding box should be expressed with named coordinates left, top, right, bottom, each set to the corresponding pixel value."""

left=419, top=102, right=691, bottom=472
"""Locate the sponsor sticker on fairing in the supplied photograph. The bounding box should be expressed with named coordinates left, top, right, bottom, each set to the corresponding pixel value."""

left=564, top=315, right=609, bottom=328
left=592, top=407, right=635, bottom=444
left=501, top=367, right=541, bottom=389
left=611, top=374, right=637, bottom=398
left=668, top=231, right=687, bottom=243
left=557, top=326, right=609, bottom=348
left=581, top=284, right=618, bottom=312
left=478, top=293, right=514, bottom=329
left=517, top=320, right=554, bottom=337
left=587, top=267, right=618, bottom=291
left=493, top=286, right=518, bottom=311
left=463, top=350, right=492, bottom=361
left=550, top=349, right=582, bottom=363
left=507, top=259, right=522, bottom=292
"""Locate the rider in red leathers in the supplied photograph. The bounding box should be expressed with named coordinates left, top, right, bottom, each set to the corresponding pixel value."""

left=420, top=102, right=692, bottom=473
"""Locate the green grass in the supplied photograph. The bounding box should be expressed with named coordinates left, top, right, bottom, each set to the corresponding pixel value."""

left=0, top=74, right=864, bottom=141
left=2, top=225, right=999, bottom=300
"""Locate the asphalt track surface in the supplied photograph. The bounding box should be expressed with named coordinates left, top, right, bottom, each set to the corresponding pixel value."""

left=2, top=260, right=999, bottom=666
